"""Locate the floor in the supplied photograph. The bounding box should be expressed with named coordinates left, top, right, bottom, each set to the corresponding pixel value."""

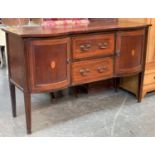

left=0, top=68, right=155, bottom=137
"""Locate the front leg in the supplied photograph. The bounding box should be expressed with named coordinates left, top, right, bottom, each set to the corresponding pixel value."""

left=9, top=81, right=16, bottom=117
left=24, top=92, right=31, bottom=134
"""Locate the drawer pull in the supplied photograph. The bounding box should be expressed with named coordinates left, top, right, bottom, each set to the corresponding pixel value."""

left=98, top=42, right=108, bottom=49
left=80, top=69, right=90, bottom=76
left=97, top=66, right=107, bottom=73
left=80, top=44, right=91, bottom=52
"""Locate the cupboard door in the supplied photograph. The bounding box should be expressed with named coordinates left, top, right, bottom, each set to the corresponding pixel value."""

left=115, top=30, right=145, bottom=76
left=28, top=38, right=70, bottom=92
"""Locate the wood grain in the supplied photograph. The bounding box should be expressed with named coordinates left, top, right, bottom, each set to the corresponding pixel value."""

left=72, top=33, right=114, bottom=59
left=28, top=38, right=70, bottom=92
left=72, top=57, right=113, bottom=85
left=115, top=30, right=145, bottom=76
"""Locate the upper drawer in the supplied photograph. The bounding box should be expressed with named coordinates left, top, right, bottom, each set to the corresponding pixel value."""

left=72, top=33, right=114, bottom=59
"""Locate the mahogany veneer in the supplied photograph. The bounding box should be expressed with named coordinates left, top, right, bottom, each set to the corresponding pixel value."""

left=3, top=21, right=150, bottom=134
left=72, top=33, right=114, bottom=59
left=72, top=57, right=113, bottom=85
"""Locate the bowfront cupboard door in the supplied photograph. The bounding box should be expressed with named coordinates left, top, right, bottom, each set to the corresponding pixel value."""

left=115, top=30, right=145, bottom=76
left=28, top=38, right=70, bottom=92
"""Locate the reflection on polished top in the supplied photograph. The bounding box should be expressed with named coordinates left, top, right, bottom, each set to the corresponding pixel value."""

left=2, top=21, right=150, bottom=38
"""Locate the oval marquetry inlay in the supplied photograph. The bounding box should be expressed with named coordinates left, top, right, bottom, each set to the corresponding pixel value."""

left=51, top=61, right=56, bottom=69
left=131, top=49, right=135, bottom=56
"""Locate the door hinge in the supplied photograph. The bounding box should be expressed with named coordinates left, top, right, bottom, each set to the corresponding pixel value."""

left=116, top=50, right=120, bottom=57
left=67, top=58, right=71, bottom=63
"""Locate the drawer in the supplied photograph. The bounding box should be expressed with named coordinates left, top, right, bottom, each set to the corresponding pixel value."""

left=72, top=33, right=114, bottom=59
left=72, top=57, right=113, bottom=85
left=144, top=72, right=155, bottom=85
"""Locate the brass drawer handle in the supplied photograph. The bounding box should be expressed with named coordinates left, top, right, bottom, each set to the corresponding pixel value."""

left=97, top=66, right=107, bottom=73
left=80, top=68, right=90, bottom=76
left=98, top=42, right=108, bottom=49
left=80, top=44, right=91, bottom=52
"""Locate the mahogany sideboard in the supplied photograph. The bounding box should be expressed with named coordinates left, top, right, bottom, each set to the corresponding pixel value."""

left=3, top=21, right=150, bottom=134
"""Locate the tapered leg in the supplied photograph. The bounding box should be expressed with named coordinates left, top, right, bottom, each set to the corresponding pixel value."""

left=9, top=82, right=16, bottom=117
left=138, top=72, right=144, bottom=103
left=72, top=86, right=78, bottom=98
left=24, top=92, right=31, bottom=134
left=114, top=78, right=120, bottom=92
left=51, top=92, right=56, bottom=99
left=50, top=92, right=56, bottom=103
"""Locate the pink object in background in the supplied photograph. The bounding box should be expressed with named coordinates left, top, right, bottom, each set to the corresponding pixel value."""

left=41, top=18, right=89, bottom=28
left=41, top=20, right=55, bottom=28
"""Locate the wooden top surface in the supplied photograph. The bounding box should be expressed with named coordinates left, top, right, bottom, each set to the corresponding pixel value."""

left=2, top=21, right=150, bottom=38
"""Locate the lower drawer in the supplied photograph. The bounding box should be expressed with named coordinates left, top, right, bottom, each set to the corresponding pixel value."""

left=72, top=57, right=113, bottom=85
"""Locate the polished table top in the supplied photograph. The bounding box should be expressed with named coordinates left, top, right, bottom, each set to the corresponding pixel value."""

left=2, top=21, right=150, bottom=38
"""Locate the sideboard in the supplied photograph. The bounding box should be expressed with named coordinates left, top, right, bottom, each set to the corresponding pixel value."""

left=3, top=21, right=150, bottom=134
